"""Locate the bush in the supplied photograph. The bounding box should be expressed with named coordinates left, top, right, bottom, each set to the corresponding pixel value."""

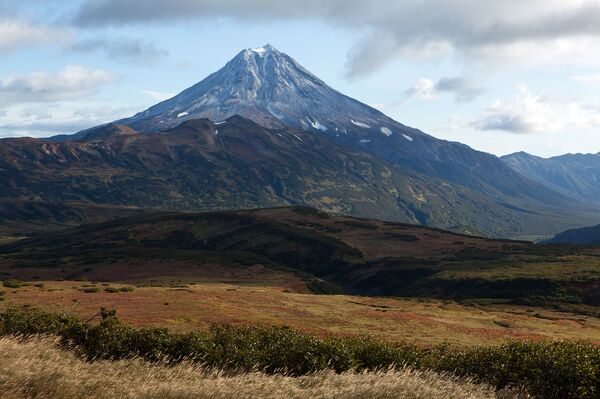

left=80, top=287, right=100, bottom=293
left=0, top=308, right=598, bottom=398
left=425, top=340, right=600, bottom=399
left=3, top=280, right=23, bottom=289
left=105, top=286, right=135, bottom=293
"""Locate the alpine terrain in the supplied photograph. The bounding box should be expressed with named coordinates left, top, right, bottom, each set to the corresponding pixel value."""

left=502, top=151, right=600, bottom=205
left=2, top=45, right=598, bottom=238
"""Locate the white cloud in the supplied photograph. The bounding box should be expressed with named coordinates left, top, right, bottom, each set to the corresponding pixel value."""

left=0, top=103, right=137, bottom=138
left=472, top=85, right=600, bottom=134
left=404, top=77, right=484, bottom=102
left=0, top=19, right=70, bottom=53
left=0, top=65, right=116, bottom=106
left=404, top=79, right=437, bottom=100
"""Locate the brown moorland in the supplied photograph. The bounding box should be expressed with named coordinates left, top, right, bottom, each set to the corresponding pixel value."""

left=2, top=281, right=599, bottom=346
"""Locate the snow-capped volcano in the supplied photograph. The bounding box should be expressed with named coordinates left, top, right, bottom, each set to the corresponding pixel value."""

left=83, top=45, right=575, bottom=218
left=118, top=44, right=402, bottom=139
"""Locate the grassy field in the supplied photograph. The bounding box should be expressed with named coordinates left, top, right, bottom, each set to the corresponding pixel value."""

left=2, top=280, right=599, bottom=346
left=0, top=335, right=518, bottom=399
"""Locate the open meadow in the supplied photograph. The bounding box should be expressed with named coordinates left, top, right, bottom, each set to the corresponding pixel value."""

left=1, top=280, right=599, bottom=346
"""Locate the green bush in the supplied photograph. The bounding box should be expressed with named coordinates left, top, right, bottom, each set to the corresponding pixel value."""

left=0, top=308, right=598, bottom=398
left=105, top=286, right=135, bottom=293
left=2, top=280, right=23, bottom=289
left=80, top=287, right=101, bottom=293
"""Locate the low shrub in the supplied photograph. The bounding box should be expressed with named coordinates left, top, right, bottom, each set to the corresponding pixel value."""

left=105, top=286, right=135, bottom=293
left=2, top=280, right=23, bottom=289
left=0, top=308, right=598, bottom=398
left=80, top=287, right=100, bottom=293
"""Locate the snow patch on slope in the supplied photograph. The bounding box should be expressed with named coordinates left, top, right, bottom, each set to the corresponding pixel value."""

left=177, top=112, right=189, bottom=118
left=351, top=119, right=370, bottom=128
left=402, top=134, right=414, bottom=142
left=307, top=117, right=327, bottom=131
left=380, top=127, right=392, bottom=136
left=250, top=47, right=266, bottom=54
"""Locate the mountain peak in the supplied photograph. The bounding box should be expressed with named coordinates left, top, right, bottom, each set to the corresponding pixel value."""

left=247, top=43, right=277, bottom=55
left=240, top=44, right=280, bottom=61
left=114, top=45, right=394, bottom=135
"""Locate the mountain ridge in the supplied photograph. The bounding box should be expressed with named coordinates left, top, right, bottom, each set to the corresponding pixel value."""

left=3, top=44, right=597, bottom=238
left=57, top=45, right=583, bottom=211
left=4, top=115, right=563, bottom=237
left=502, top=151, right=600, bottom=204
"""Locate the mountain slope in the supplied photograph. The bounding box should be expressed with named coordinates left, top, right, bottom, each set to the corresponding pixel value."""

left=3, top=207, right=599, bottom=308
left=95, top=44, right=578, bottom=212
left=0, top=199, right=144, bottom=237
left=502, top=151, right=600, bottom=204
left=24, top=44, right=600, bottom=236
left=545, top=223, right=600, bottom=244
left=2, top=116, right=571, bottom=237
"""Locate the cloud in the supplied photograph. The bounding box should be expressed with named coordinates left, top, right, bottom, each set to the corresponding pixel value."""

left=472, top=85, right=600, bottom=134
left=0, top=65, right=116, bottom=106
left=0, top=19, right=70, bottom=53
left=70, top=1, right=600, bottom=77
left=405, top=76, right=484, bottom=102
left=434, top=77, right=485, bottom=102
left=404, top=79, right=437, bottom=100
left=0, top=103, right=138, bottom=138
left=70, top=38, right=168, bottom=64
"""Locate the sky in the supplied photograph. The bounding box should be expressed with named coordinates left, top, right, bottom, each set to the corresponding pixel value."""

left=2, top=1, right=600, bottom=157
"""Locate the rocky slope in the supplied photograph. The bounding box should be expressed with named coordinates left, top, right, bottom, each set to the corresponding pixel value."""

left=502, top=151, right=600, bottom=204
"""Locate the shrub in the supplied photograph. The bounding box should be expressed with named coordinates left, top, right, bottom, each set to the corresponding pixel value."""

left=105, top=286, right=135, bottom=293
left=80, top=287, right=100, bottom=293
left=0, top=308, right=598, bottom=398
left=2, top=280, right=23, bottom=289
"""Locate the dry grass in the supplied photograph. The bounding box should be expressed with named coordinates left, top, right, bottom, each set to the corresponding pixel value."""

left=0, top=335, right=520, bottom=399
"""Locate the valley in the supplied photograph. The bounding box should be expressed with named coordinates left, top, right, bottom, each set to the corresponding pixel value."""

left=1, top=207, right=599, bottom=339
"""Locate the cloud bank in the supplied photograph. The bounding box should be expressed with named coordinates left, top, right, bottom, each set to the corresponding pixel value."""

left=472, top=86, right=600, bottom=134
left=70, top=38, right=168, bottom=64
left=71, top=0, right=600, bottom=76
left=0, top=65, right=116, bottom=106
left=0, top=19, right=70, bottom=53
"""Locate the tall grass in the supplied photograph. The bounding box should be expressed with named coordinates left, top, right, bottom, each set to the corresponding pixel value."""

left=0, top=335, right=515, bottom=399
left=1, top=308, right=598, bottom=398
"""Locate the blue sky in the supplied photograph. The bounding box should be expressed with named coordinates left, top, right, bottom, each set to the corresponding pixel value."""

left=2, top=0, right=600, bottom=157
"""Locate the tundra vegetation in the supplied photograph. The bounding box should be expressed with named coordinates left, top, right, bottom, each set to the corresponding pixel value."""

left=0, top=309, right=598, bottom=399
